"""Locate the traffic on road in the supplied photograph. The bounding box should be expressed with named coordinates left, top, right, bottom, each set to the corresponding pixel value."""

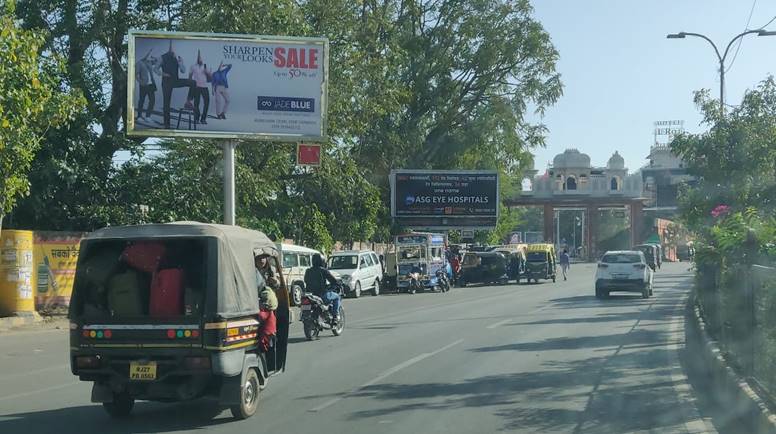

left=3, top=2, right=775, bottom=433
left=1, top=258, right=715, bottom=434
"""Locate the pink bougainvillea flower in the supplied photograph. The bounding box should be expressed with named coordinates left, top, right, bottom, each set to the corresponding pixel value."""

left=711, top=205, right=731, bottom=218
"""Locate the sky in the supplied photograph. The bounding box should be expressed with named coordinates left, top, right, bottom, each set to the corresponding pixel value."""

left=528, top=0, right=776, bottom=173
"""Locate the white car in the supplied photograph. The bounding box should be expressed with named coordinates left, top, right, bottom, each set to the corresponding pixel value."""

left=595, top=250, right=654, bottom=299
left=327, top=250, right=383, bottom=298
left=277, top=243, right=323, bottom=306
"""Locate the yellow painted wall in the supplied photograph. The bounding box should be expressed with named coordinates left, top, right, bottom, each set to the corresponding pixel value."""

left=0, top=230, right=36, bottom=315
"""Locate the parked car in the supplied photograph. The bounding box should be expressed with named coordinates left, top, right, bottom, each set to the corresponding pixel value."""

left=459, top=252, right=509, bottom=286
left=278, top=243, right=322, bottom=306
left=327, top=250, right=383, bottom=297
left=595, top=250, right=654, bottom=299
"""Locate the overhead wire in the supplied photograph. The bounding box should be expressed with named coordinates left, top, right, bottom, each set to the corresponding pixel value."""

left=757, top=14, right=776, bottom=30
left=725, top=0, right=758, bottom=73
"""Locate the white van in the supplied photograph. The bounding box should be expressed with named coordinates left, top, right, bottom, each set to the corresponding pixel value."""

left=277, top=243, right=323, bottom=306
left=327, top=250, right=383, bottom=298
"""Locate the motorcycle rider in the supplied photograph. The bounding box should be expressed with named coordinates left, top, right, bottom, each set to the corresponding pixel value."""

left=304, top=254, right=341, bottom=320
left=408, top=263, right=423, bottom=292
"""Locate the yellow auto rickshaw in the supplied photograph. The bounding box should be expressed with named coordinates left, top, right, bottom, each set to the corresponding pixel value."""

left=525, top=243, right=557, bottom=283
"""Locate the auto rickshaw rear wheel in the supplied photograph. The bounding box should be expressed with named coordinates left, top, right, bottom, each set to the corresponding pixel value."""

left=103, top=391, right=134, bottom=419
left=231, top=368, right=260, bottom=419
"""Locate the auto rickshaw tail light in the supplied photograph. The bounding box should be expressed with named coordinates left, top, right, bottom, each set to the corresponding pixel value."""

left=301, top=297, right=311, bottom=305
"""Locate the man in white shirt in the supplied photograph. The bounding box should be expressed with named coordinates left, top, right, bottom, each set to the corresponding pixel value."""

left=188, top=50, right=212, bottom=125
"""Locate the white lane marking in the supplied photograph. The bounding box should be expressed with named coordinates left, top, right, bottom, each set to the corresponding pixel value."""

left=0, top=381, right=79, bottom=402
left=309, top=339, right=464, bottom=412
left=486, top=319, right=512, bottom=329
left=486, top=305, right=550, bottom=329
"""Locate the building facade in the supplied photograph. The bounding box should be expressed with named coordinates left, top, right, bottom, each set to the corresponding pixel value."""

left=511, top=149, right=646, bottom=260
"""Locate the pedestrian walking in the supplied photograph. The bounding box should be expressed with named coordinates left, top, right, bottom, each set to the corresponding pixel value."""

left=560, top=249, right=570, bottom=281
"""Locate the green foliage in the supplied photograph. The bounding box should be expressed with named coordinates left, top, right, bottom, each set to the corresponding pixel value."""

left=672, top=77, right=776, bottom=268
left=7, top=0, right=560, bottom=248
left=0, top=2, right=84, bottom=218
left=237, top=216, right=284, bottom=242
left=297, top=205, right=334, bottom=254
left=8, top=0, right=174, bottom=229
left=485, top=204, right=521, bottom=245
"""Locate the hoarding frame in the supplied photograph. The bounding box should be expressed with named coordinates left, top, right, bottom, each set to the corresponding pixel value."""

left=126, top=29, right=330, bottom=141
left=390, top=169, right=500, bottom=230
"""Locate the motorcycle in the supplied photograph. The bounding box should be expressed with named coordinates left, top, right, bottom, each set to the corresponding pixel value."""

left=435, top=269, right=450, bottom=293
left=300, top=284, right=345, bottom=340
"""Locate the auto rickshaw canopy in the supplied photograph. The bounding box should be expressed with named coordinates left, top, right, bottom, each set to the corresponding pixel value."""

left=84, top=221, right=278, bottom=319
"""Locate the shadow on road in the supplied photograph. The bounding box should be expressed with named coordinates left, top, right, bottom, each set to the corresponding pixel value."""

left=329, top=347, right=696, bottom=433
left=0, top=400, right=235, bottom=434
left=470, top=329, right=670, bottom=353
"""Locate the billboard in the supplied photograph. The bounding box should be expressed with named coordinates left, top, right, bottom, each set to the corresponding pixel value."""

left=33, top=232, right=84, bottom=310
left=127, top=30, right=329, bottom=141
left=390, top=170, right=499, bottom=229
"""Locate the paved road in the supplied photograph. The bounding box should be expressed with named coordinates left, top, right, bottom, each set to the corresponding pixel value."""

left=0, top=263, right=717, bottom=433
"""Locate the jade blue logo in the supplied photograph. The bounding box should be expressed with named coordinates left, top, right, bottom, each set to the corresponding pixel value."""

left=405, top=195, right=415, bottom=206
left=257, top=96, right=314, bottom=112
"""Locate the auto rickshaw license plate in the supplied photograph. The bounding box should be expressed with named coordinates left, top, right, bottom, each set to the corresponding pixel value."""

left=129, top=361, right=157, bottom=381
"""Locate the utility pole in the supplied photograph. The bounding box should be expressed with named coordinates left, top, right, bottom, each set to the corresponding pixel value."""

left=667, top=30, right=776, bottom=117
left=223, top=140, right=236, bottom=225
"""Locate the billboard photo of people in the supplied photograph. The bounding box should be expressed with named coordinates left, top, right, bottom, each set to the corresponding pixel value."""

left=127, top=31, right=329, bottom=141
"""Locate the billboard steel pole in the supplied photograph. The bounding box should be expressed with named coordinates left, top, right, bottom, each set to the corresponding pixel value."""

left=223, top=141, right=236, bottom=225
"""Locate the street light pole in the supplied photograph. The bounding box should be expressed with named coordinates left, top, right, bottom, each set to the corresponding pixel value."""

left=667, top=30, right=774, bottom=116
left=223, top=140, right=236, bottom=225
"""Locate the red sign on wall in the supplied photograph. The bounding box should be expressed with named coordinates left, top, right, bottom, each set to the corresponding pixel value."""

left=297, top=143, right=321, bottom=166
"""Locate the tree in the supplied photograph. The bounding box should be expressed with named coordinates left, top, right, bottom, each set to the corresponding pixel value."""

left=0, top=1, right=83, bottom=233
left=349, top=0, right=562, bottom=179
left=672, top=77, right=776, bottom=266
left=8, top=0, right=180, bottom=230
left=8, top=0, right=561, bottom=246
left=672, top=78, right=776, bottom=237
